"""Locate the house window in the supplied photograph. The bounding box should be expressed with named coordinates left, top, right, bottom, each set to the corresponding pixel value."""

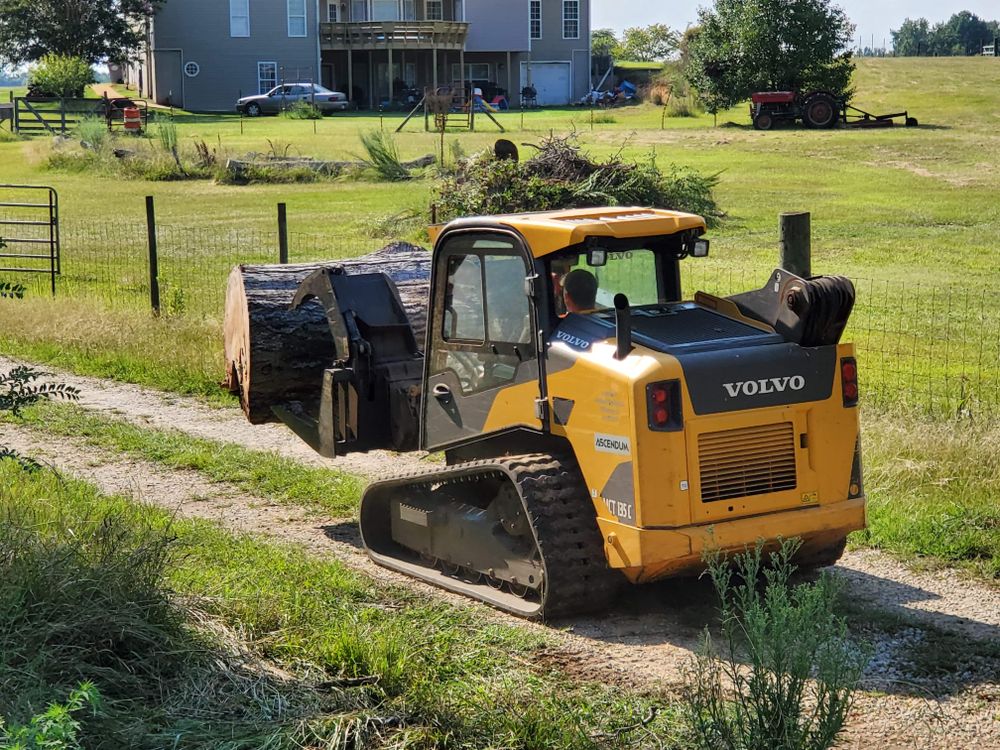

left=372, top=0, right=398, bottom=21
left=529, top=0, right=541, bottom=40
left=351, top=0, right=368, bottom=21
left=402, top=0, right=416, bottom=20
left=288, top=0, right=307, bottom=37
left=327, top=2, right=339, bottom=21
left=258, top=61, right=277, bottom=95
left=426, top=0, right=442, bottom=19
left=454, top=0, right=463, bottom=21
left=562, top=0, right=579, bottom=39
left=451, top=63, right=490, bottom=81
left=230, top=0, right=250, bottom=37
left=183, top=61, right=200, bottom=77
left=405, top=62, right=416, bottom=86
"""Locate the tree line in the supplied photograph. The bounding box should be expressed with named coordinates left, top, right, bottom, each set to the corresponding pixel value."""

left=892, top=12, right=999, bottom=56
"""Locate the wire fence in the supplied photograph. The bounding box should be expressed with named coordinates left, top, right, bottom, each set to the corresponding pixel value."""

left=4, top=218, right=999, bottom=419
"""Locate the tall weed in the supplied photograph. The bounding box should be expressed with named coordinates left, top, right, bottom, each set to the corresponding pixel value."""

left=359, top=130, right=410, bottom=181
left=683, top=539, right=869, bottom=750
left=76, top=116, right=109, bottom=150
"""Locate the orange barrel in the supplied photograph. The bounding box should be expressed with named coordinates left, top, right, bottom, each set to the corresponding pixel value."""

left=123, top=107, right=142, bottom=133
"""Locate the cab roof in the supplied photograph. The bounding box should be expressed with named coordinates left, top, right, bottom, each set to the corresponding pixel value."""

left=431, top=207, right=707, bottom=258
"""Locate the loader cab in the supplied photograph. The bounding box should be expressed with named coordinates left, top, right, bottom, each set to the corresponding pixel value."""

left=422, top=217, right=710, bottom=454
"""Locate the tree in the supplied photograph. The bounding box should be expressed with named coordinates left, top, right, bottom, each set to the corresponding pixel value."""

left=932, top=11, right=995, bottom=55
left=591, top=28, right=619, bottom=60
left=617, top=24, right=679, bottom=62
left=0, top=0, right=161, bottom=66
left=891, top=18, right=932, bottom=56
left=686, top=0, right=855, bottom=113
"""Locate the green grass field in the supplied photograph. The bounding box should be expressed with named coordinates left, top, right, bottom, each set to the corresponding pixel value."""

left=1, top=59, right=996, bottom=283
left=1, top=57, right=997, bottom=412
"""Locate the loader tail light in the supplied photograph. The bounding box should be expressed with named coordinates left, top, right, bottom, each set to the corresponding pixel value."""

left=646, top=380, right=683, bottom=431
left=841, top=357, right=859, bottom=407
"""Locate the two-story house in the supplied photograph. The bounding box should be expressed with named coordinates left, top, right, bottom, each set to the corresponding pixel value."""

left=129, top=0, right=591, bottom=112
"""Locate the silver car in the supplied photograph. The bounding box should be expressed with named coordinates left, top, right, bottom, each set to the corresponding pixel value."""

left=236, top=83, right=350, bottom=116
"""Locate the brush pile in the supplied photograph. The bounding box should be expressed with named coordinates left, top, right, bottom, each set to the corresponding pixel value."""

left=435, top=135, right=722, bottom=223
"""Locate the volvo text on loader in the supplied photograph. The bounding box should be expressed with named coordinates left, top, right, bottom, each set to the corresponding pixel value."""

left=224, top=207, right=865, bottom=619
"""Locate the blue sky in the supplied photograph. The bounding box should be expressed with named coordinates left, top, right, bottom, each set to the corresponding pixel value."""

left=592, top=1, right=1000, bottom=48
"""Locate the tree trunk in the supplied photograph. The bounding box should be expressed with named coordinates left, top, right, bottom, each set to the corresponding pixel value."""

left=224, top=242, right=431, bottom=424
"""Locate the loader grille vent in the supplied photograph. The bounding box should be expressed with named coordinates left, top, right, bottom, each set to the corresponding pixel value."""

left=698, top=422, right=797, bottom=502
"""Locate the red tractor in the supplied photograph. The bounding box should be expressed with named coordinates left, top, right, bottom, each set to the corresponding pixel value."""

left=750, top=90, right=841, bottom=130
left=750, top=90, right=918, bottom=130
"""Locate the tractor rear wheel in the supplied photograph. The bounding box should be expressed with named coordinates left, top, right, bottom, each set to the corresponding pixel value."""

left=753, top=112, right=774, bottom=131
left=804, top=93, right=838, bottom=129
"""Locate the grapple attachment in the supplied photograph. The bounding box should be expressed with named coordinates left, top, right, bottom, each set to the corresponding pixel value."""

left=272, top=268, right=424, bottom=457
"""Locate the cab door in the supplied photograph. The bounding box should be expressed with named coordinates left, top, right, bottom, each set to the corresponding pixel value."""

left=422, top=231, right=541, bottom=451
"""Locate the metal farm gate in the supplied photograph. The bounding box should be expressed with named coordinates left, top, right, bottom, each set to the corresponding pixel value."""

left=0, top=185, right=60, bottom=295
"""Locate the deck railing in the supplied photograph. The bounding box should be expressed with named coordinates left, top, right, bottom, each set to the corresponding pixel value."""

left=320, top=21, right=468, bottom=50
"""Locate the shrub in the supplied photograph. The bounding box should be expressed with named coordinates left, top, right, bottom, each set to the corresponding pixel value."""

left=27, top=55, right=94, bottom=98
left=435, top=135, right=722, bottom=224
left=359, top=129, right=410, bottom=181
left=0, top=682, right=101, bottom=750
left=683, top=539, right=869, bottom=750
left=284, top=100, right=323, bottom=120
left=667, top=96, right=699, bottom=117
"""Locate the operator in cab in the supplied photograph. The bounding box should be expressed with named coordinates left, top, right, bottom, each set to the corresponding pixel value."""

left=562, top=269, right=599, bottom=314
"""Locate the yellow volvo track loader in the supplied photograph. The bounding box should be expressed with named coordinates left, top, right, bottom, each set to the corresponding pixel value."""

left=225, top=207, right=865, bottom=619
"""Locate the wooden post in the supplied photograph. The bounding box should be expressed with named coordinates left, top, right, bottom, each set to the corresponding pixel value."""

left=432, top=47, right=438, bottom=90
left=277, top=203, right=289, bottom=264
left=779, top=212, right=811, bottom=277
left=145, top=195, right=161, bottom=315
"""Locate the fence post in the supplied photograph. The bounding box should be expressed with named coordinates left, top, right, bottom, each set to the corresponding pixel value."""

left=145, top=195, right=161, bottom=315
left=277, top=202, right=289, bottom=264
left=779, top=212, right=811, bottom=277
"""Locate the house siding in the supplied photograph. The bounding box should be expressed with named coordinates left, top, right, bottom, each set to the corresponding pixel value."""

left=529, top=0, right=590, bottom=101
left=465, top=0, right=530, bottom=53
left=149, top=0, right=319, bottom=111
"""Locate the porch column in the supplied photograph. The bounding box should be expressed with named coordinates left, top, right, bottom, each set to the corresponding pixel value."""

left=459, top=48, right=465, bottom=91
left=506, top=51, right=512, bottom=100
left=432, top=47, right=438, bottom=89
left=347, top=50, right=354, bottom=103
left=368, top=50, right=374, bottom=109
left=388, top=45, right=394, bottom=103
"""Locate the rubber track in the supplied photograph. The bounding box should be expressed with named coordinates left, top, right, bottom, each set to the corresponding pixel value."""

left=360, top=452, right=622, bottom=619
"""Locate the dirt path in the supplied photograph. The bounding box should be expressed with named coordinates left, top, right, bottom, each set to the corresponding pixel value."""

left=0, top=356, right=429, bottom=478
left=2, top=358, right=998, bottom=747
